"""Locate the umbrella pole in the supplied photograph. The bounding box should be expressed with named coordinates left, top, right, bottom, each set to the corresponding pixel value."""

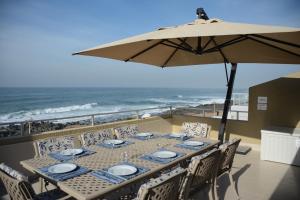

left=218, top=63, right=237, bottom=143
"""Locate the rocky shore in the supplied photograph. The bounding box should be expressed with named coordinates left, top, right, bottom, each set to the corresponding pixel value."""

left=0, top=103, right=224, bottom=138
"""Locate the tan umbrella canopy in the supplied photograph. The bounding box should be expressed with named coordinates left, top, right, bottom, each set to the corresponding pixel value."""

left=74, top=19, right=300, bottom=67
left=73, top=8, right=300, bottom=142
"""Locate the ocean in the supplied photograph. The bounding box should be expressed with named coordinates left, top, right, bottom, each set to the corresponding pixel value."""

left=0, top=87, right=248, bottom=123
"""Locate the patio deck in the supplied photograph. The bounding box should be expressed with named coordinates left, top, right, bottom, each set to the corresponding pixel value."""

left=190, top=149, right=300, bottom=200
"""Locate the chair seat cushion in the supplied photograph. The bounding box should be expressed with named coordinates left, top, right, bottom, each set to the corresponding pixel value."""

left=0, top=163, right=27, bottom=181
left=36, top=136, right=76, bottom=156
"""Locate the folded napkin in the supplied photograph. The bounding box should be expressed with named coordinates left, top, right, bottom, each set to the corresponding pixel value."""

left=38, top=164, right=90, bottom=182
left=91, top=170, right=126, bottom=184
left=97, top=140, right=134, bottom=149
left=175, top=142, right=210, bottom=151
left=164, top=134, right=192, bottom=141
left=140, top=150, right=186, bottom=164
left=92, top=162, right=149, bottom=184
left=48, top=148, right=96, bottom=162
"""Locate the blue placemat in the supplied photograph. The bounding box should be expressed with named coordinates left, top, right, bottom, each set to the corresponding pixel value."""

left=97, top=140, right=134, bottom=149
left=140, top=150, right=186, bottom=164
left=48, top=148, right=96, bottom=162
left=38, top=164, right=90, bottom=182
left=175, top=141, right=210, bottom=151
left=163, top=134, right=192, bottom=141
left=91, top=162, right=149, bottom=184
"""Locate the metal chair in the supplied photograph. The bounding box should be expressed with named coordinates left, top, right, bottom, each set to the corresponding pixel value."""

left=114, top=124, right=139, bottom=139
left=181, top=122, right=211, bottom=138
left=179, top=148, right=221, bottom=200
left=217, top=138, right=241, bottom=199
left=0, top=165, right=70, bottom=200
left=134, top=167, right=186, bottom=200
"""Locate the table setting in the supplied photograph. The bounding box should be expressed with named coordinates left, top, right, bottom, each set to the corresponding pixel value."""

left=97, top=139, right=134, bottom=149
left=163, top=133, right=192, bottom=141
left=140, top=149, right=185, bottom=164
left=175, top=140, right=210, bottom=150
left=91, top=162, right=149, bottom=184
left=48, top=148, right=96, bottom=162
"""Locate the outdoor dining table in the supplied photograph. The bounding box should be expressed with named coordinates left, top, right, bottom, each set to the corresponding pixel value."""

left=20, top=134, right=219, bottom=200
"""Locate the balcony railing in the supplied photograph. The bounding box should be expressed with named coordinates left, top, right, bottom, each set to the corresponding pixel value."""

left=0, top=103, right=248, bottom=139
left=0, top=106, right=173, bottom=138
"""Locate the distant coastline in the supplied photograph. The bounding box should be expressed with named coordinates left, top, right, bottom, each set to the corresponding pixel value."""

left=0, top=87, right=248, bottom=138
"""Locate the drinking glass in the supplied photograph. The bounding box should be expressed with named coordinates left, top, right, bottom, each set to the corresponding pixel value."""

left=121, top=151, right=128, bottom=162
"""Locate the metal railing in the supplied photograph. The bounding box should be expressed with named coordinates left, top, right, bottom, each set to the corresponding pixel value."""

left=0, top=103, right=249, bottom=138
left=0, top=106, right=172, bottom=137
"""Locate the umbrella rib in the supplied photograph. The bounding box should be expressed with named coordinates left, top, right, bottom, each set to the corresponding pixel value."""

left=201, top=37, right=215, bottom=52
left=202, top=36, right=247, bottom=54
left=245, top=35, right=300, bottom=58
left=164, top=40, right=196, bottom=53
left=161, top=42, right=193, bottom=53
left=176, top=38, right=198, bottom=53
left=211, top=37, right=229, bottom=63
left=161, top=39, right=187, bottom=67
left=124, top=40, right=164, bottom=62
left=250, top=34, right=300, bottom=48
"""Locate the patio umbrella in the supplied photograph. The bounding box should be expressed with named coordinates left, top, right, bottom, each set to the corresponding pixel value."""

left=73, top=8, right=300, bottom=143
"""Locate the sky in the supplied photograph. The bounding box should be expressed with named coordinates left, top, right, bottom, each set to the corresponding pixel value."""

left=0, top=0, right=299, bottom=89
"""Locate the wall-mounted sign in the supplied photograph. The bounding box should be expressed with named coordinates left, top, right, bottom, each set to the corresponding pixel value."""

left=257, top=103, right=267, bottom=111
left=258, top=96, right=268, bottom=104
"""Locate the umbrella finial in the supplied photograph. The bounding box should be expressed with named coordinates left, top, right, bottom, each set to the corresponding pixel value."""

left=196, top=8, right=209, bottom=20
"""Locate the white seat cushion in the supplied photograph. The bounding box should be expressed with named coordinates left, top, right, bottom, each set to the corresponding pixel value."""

left=81, top=129, right=113, bottom=146
left=0, top=163, right=27, bottom=181
left=182, top=122, right=208, bottom=137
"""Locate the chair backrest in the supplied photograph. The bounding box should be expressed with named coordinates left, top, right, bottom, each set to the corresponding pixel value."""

left=218, top=138, right=241, bottom=175
left=180, top=149, right=221, bottom=199
left=181, top=122, right=210, bottom=138
left=34, top=135, right=76, bottom=157
left=136, top=167, right=186, bottom=200
left=80, top=128, right=114, bottom=146
left=0, top=165, right=35, bottom=200
left=114, top=124, right=138, bottom=139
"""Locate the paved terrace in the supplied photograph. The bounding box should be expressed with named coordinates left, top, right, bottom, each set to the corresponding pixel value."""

left=191, top=150, right=300, bottom=200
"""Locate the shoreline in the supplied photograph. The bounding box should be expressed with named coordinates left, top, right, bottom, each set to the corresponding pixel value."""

left=0, top=103, right=228, bottom=138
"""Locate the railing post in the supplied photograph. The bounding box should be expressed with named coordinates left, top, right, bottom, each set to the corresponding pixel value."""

left=91, top=115, right=95, bottom=126
left=136, top=111, right=139, bottom=119
left=169, top=106, right=173, bottom=117
left=237, top=111, right=240, bottom=120
left=28, top=121, right=31, bottom=135
left=213, top=103, right=216, bottom=115
left=203, top=110, right=206, bottom=117
left=20, top=123, right=24, bottom=136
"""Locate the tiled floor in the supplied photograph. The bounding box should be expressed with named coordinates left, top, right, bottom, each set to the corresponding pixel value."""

left=1, top=150, right=300, bottom=200
left=191, top=150, right=300, bottom=200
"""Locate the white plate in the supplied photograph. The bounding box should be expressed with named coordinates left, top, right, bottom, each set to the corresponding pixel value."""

left=108, top=165, right=137, bottom=176
left=60, top=148, right=83, bottom=156
left=48, top=163, right=77, bottom=174
left=152, top=151, right=177, bottom=159
left=136, top=132, right=153, bottom=137
left=169, top=133, right=186, bottom=138
left=104, top=139, right=124, bottom=145
left=183, top=141, right=204, bottom=146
